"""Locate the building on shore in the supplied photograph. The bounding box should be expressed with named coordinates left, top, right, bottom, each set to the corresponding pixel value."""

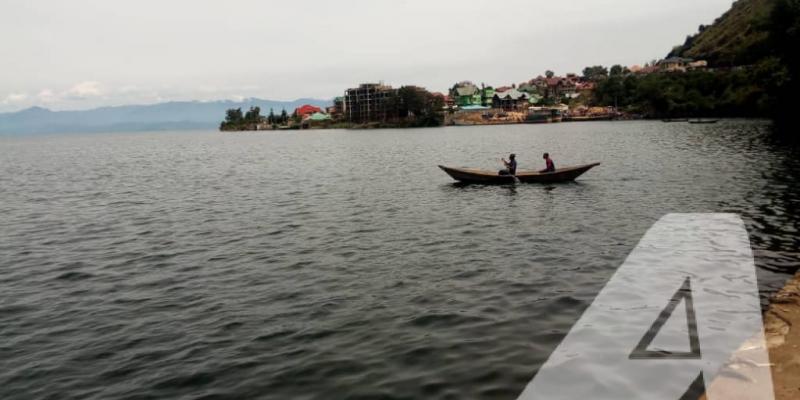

left=449, top=81, right=495, bottom=108
left=482, top=87, right=495, bottom=107
left=327, top=97, right=344, bottom=120
left=545, top=77, right=578, bottom=100
left=441, top=93, right=455, bottom=109
left=294, top=104, right=322, bottom=118
left=451, top=81, right=480, bottom=107
left=430, top=92, right=451, bottom=111
left=492, top=89, right=529, bottom=110
left=523, top=75, right=581, bottom=101
left=343, top=83, right=398, bottom=123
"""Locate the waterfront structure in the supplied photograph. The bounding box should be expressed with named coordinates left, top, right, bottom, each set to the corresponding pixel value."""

left=451, top=82, right=480, bottom=107
left=460, top=105, right=490, bottom=111
left=526, top=92, right=543, bottom=104
left=430, top=92, right=451, bottom=110
left=308, top=112, right=331, bottom=121
left=575, top=81, right=595, bottom=100
left=492, top=89, right=529, bottom=110
left=440, top=93, right=455, bottom=109
left=518, top=81, right=544, bottom=103
left=294, top=104, right=322, bottom=118
left=450, top=81, right=496, bottom=108
left=524, top=74, right=582, bottom=101
left=442, top=93, right=455, bottom=109
left=547, top=78, right=578, bottom=99
left=566, top=105, right=617, bottom=121
left=524, top=75, right=580, bottom=101
left=299, top=111, right=333, bottom=129
left=482, top=87, right=495, bottom=107
left=343, top=83, right=398, bottom=123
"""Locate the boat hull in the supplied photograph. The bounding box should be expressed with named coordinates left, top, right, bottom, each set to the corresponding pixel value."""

left=438, top=163, right=600, bottom=184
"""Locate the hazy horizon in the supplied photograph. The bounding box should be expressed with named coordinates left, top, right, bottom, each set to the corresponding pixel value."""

left=2, top=0, right=735, bottom=112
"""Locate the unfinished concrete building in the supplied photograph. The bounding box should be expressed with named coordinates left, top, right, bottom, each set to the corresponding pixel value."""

left=343, top=83, right=398, bottom=123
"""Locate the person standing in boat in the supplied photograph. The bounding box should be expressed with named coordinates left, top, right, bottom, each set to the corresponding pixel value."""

left=541, top=153, right=555, bottom=173
left=499, top=154, right=517, bottom=176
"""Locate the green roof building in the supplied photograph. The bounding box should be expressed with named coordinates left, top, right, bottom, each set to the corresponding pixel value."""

left=451, top=82, right=496, bottom=108
left=309, top=112, right=332, bottom=121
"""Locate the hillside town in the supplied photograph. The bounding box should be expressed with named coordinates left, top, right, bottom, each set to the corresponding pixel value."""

left=220, top=56, right=710, bottom=131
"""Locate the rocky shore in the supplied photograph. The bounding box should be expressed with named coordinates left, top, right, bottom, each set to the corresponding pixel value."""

left=765, top=272, right=800, bottom=399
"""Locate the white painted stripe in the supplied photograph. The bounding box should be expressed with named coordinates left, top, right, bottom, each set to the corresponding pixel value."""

left=517, top=214, right=774, bottom=400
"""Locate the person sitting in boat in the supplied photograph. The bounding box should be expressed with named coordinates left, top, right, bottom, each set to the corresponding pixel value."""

left=540, top=153, right=555, bottom=173
left=499, top=154, right=517, bottom=176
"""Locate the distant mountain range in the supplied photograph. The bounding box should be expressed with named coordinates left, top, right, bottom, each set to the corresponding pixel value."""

left=0, top=98, right=331, bottom=135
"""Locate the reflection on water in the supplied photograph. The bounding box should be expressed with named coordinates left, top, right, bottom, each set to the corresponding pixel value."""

left=0, top=120, right=798, bottom=399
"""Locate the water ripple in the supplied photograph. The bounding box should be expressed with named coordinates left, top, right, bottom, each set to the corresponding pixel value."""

left=1, top=121, right=798, bottom=399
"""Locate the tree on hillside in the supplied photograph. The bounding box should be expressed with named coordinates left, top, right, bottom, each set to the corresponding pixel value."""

left=583, top=65, right=609, bottom=81
left=545, top=70, right=555, bottom=78
left=268, top=108, right=276, bottom=124
left=609, top=64, right=628, bottom=77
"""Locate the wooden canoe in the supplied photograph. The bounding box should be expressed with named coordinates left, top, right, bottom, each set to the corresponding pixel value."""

left=438, top=162, right=600, bottom=184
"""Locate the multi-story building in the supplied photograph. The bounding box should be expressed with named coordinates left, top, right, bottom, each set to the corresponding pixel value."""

left=343, top=83, right=398, bottom=123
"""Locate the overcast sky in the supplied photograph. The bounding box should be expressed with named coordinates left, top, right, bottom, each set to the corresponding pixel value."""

left=0, top=0, right=734, bottom=112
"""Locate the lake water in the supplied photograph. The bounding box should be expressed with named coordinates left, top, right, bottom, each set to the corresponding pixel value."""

left=1, top=120, right=799, bottom=399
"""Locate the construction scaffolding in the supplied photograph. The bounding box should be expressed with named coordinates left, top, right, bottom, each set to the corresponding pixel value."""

left=342, top=83, right=398, bottom=123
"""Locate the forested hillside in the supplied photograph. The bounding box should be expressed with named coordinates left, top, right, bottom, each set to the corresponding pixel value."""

left=587, top=0, right=799, bottom=129
left=669, top=0, right=774, bottom=67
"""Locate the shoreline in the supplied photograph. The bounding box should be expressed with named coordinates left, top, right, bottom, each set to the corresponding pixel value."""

left=219, top=116, right=731, bottom=133
left=764, top=272, right=800, bottom=399
left=700, top=272, right=800, bottom=399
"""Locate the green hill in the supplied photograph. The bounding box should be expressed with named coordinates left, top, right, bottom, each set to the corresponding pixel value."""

left=669, top=0, right=775, bottom=66
left=595, top=0, right=798, bottom=129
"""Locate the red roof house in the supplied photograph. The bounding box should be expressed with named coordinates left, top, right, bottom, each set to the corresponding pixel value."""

left=294, top=104, right=322, bottom=117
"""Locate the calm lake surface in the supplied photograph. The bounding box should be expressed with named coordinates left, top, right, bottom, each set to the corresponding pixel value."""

left=1, top=120, right=799, bottom=399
